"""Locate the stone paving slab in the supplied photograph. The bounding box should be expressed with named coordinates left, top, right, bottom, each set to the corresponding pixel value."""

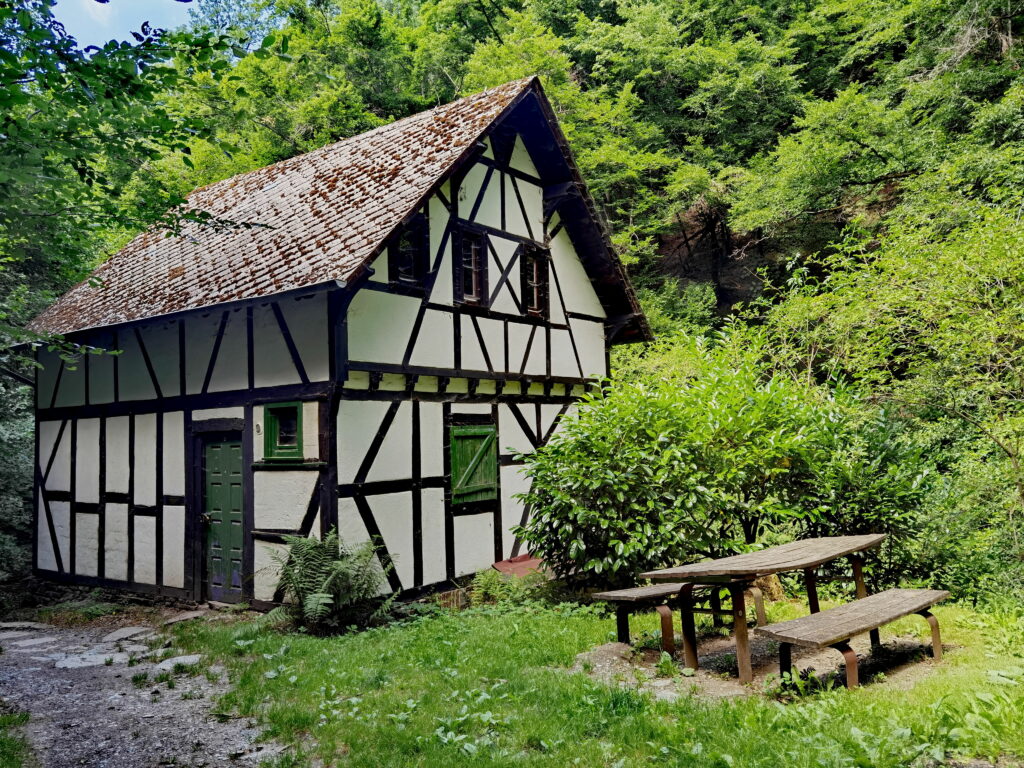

left=10, top=636, right=58, bottom=648
left=0, top=621, right=54, bottom=630
left=156, top=654, right=203, bottom=672
left=0, top=631, right=33, bottom=641
left=162, top=611, right=207, bottom=627
left=102, top=627, right=151, bottom=643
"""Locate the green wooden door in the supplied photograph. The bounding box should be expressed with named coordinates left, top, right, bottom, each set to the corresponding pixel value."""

left=203, top=439, right=244, bottom=602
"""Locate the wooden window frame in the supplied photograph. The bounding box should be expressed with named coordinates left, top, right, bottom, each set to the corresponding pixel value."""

left=520, top=244, right=550, bottom=319
left=388, top=212, right=430, bottom=291
left=263, top=401, right=303, bottom=462
left=449, top=421, right=498, bottom=508
left=456, top=227, right=489, bottom=307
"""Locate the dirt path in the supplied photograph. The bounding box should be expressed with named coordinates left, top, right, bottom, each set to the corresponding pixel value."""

left=0, top=613, right=283, bottom=768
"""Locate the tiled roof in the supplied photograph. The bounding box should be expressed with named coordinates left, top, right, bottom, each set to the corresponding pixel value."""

left=30, top=79, right=536, bottom=335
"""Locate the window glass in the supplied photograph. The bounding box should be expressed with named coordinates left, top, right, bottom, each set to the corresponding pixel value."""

left=460, top=230, right=486, bottom=305
left=522, top=246, right=549, bottom=317
left=390, top=214, right=428, bottom=287
left=264, top=403, right=303, bottom=460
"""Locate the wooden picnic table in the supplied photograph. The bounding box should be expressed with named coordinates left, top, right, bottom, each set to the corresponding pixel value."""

left=640, top=534, right=886, bottom=683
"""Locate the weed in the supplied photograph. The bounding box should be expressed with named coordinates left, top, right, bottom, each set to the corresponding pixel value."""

left=655, top=651, right=678, bottom=678
left=104, top=657, right=113, bottom=666
left=130, top=672, right=148, bottom=688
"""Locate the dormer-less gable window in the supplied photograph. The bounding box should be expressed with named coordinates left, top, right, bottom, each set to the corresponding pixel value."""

left=457, top=228, right=488, bottom=306
left=389, top=213, right=429, bottom=288
left=521, top=245, right=549, bottom=318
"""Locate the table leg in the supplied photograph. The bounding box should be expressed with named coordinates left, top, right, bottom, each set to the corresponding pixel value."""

left=729, top=582, right=753, bottom=684
left=919, top=610, right=942, bottom=661
left=804, top=568, right=820, bottom=614
left=655, top=605, right=675, bottom=656
left=747, top=585, right=767, bottom=626
left=679, top=583, right=699, bottom=670
left=779, top=642, right=792, bottom=679
left=709, top=588, right=724, bottom=628
left=850, top=555, right=868, bottom=599
left=615, top=605, right=630, bottom=644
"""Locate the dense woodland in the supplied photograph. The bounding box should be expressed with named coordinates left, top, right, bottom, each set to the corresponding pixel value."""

left=4, top=0, right=1024, bottom=605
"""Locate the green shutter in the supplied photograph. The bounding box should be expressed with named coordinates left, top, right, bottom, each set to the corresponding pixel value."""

left=450, top=425, right=498, bottom=504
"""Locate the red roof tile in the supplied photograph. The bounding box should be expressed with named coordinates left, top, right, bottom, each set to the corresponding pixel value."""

left=30, top=79, right=536, bottom=335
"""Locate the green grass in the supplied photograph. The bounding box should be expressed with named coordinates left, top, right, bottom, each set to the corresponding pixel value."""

left=0, top=711, right=30, bottom=768
left=172, top=602, right=1024, bottom=767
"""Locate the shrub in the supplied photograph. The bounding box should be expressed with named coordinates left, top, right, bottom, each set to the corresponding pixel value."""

left=271, top=528, right=395, bottom=633
left=516, top=335, right=930, bottom=589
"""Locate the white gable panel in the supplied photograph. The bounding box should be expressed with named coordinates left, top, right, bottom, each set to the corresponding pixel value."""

left=506, top=323, right=531, bottom=374
left=504, top=175, right=530, bottom=240
left=550, top=229, right=606, bottom=318
left=510, top=135, right=540, bottom=178
left=429, top=195, right=453, bottom=305
left=419, top=401, right=444, bottom=477
left=500, top=465, right=532, bottom=559
left=207, top=309, right=248, bottom=393
left=252, top=303, right=301, bottom=388
left=36, top=347, right=60, bottom=408
left=115, top=328, right=156, bottom=402
left=478, top=317, right=504, bottom=375
left=254, top=471, right=317, bottom=530
left=138, top=321, right=181, bottom=397
left=368, top=492, right=414, bottom=590
left=347, top=290, right=419, bottom=365
left=498, top=404, right=534, bottom=455
left=368, top=252, right=389, bottom=283
left=571, top=319, right=608, bottom=378
left=184, top=313, right=219, bottom=394
left=75, top=418, right=100, bottom=503
left=410, top=309, right=455, bottom=369
left=523, top=324, right=547, bottom=378
left=517, top=178, right=543, bottom=239
left=460, top=315, right=489, bottom=372
left=280, top=292, right=329, bottom=382
left=105, top=416, right=129, bottom=493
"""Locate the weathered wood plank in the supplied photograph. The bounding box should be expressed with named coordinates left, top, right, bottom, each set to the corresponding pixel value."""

left=640, top=535, right=886, bottom=580
left=593, top=583, right=693, bottom=602
left=754, top=588, right=949, bottom=648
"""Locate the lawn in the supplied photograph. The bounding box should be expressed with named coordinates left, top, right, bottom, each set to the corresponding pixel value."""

left=171, top=599, right=1024, bottom=767
left=0, top=708, right=29, bottom=768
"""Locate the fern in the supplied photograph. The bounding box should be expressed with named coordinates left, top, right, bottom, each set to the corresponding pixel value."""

left=270, top=528, right=395, bottom=633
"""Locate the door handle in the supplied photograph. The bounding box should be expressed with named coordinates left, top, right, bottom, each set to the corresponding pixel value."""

left=200, top=513, right=212, bottom=525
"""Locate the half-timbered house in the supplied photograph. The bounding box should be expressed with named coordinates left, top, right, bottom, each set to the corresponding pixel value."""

left=27, top=77, right=650, bottom=605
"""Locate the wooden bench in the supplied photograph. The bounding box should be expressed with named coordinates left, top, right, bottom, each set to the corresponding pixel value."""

left=594, top=582, right=766, bottom=656
left=755, top=588, right=950, bottom=687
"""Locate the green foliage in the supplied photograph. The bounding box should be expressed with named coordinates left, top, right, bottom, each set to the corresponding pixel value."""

left=468, top=569, right=547, bottom=606
left=517, top=334, right=929, bottom=588
left=0, top=707, right=30, bottom=768
left=271, top=528, right=395, bottom=633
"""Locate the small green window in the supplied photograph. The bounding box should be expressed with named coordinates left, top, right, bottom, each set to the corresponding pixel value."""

left=450, top=424, right=498, bottom=505
left=264, top=402, right=303, bottom=461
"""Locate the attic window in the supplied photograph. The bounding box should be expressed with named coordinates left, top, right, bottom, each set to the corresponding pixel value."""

left=389, top=213, right=429, bottom=288
left=521, top=245, right=549, bottom=318
left=458, top=229, right=488, bottom=306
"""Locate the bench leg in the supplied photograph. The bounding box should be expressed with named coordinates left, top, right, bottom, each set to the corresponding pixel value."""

left=709, top=589, right=724, bottom=628
left=869, top=628, right=881, bottom=648
left=804, top=568, right=820, bottom=614
left=729, top=582, right=753, bottom=684
left=615, top=605, right=630, bottom=645
left=679, top=584, right=699, bottom=670
left=747, top=585, right=767, bottom=627
left=655, top=604, right=675, bottom=656
left=918, top=610, right=942, bottom=661
left=832, top=641, right=859, bottom=687
left=779, top=642, right=792, bottom=679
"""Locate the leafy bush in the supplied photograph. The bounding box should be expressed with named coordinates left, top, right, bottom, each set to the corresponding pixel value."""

left=271, top=528, right=394, bottom=633
left=516, top=335, right=930, bottom=588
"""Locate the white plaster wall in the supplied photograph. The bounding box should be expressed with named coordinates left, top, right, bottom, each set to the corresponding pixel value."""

left=454, top=513, right=494, bottom=576
left=254, top=541, right=287, bottom=602
left=506, top=324, right=531, bottom=374
left=368, top=492, right=414, bottom=590
left=302, top=401, right=319, bottom=460
left=104, top=503, right=129, bottom=581
left=207, top=309, right=248, bottom=393
left=503, top=176, right=532, bottom=240
left=450, top=403, right=492, bottom=415
left=500, top=465, right=532, bottom=560
left=429, top=194, right=454, bottom=305
left=162, top=506, right=185, bottom=588
left=419, top=402, right=444, bottom=477
left=460, top=315, right=488, bottom=372
left=163, top=412, right=185, bottom=497
left=184, top=313, right=219, bottom=394
left=75, top=418, right=100, bottom=503
left=366, top=402, right=412, bottom=482
left=53, top=358, right=86, bottom=408
left=337, top=400, right=391, bottom=484
left=254, top=472, right=317, bottom=530
left=106, top=416, right=130, bottom=493
left=409, top=310, right=454, bottom=369
left=75, top=513, right=99, bottom=576
left=421, top=488, right=446, bottom=585
left=347, top=291, right=419, bottom=365
left=39, top=420, right=70, bottom=491
left=88, top=341, right=116, bottom=404
left=133, top=414, right=157, bottom=506
left=367, top=252, right=389, bottom=283
left=517, top=179, right=543, bottom=239
left=524, top=325, right=547, bottom=378
left=510, top=135, right=540, bottom=178
left=336, top=498, right=390, bottom=596
left=133, top=516, right=157, bottom=584
left=36, top=347, right=60, bottom=408
left=478, top=318, right=505, bottom=375
left=497, top=405, right=534, bottom=455
left=550, top=329, right=582, bottom=378
left=570, top=318, right=608, bottom=379
left=52, top=501, right=70, bottom=572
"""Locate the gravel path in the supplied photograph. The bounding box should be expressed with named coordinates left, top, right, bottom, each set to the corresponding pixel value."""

left=0, top=614, right=283, bottom=767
